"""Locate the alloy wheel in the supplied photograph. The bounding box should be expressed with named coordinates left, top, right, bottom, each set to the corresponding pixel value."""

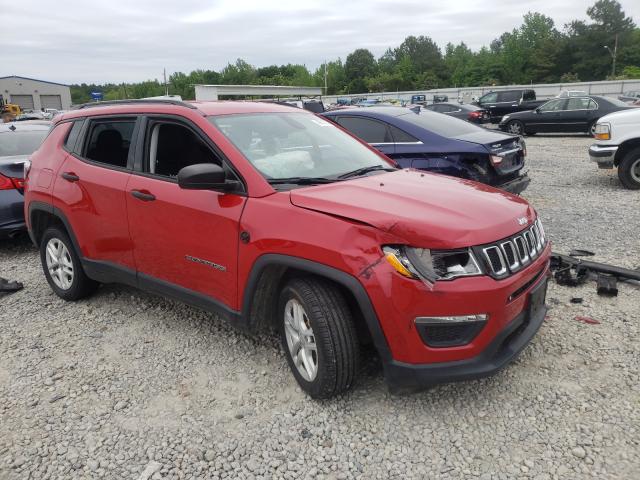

left=45, top=238, right=74, bottom=290
left=283, top=298, right=318, bottom=381
left=508, top=121, right=522, bottom=135
left=630, top=158, right=640, bottom=183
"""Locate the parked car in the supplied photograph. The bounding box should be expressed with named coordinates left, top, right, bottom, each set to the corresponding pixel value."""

left=355, top=99, right=381, bottom=107
left=618, top=91, right=640, bottom=104
left=589, top=108, right=640, bottom=189
left=24, top=99, right=550, bottom=398
left=321, top=107, right=529, bottom=194
left=1, top=122, right=50, bottom=238
left=424, top=102, right=491, bottom=124
left=498, top=95, right=634, bottom=136
left=474, top=89, right=546, bottom=123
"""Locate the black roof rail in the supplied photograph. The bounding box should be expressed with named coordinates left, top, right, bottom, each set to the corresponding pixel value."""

left=75, top=99, right=198, bottom=110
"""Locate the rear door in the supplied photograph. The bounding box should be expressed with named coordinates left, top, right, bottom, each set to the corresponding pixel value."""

left=52, top=116, right=138, bottom=270
left=332, top=116, right=396, bottom=156
left=561, top=97, right=593, bottom=132
left=126, top=115, right=246, bottom=310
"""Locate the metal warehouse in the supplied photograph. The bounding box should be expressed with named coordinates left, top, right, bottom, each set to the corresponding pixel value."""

left=0, top=75, right=72, bottom=111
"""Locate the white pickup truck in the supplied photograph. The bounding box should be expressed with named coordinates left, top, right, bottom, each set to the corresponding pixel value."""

left=589, top=108, right=640, bottom=189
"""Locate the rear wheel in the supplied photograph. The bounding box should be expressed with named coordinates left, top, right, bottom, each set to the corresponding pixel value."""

left=618, top=147, right=640, bottom=190
left=278, top=277, right=360, bottom=399
left=506, top=120, right=524, bottom=135
left=589, top=121, right=598, bottom=137
left=40, top=227, right=98, bottom=300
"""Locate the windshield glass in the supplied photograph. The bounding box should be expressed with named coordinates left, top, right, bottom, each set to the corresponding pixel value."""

left=0, top=130, right=48, bottom=157
left=397, top=110, right=481, bottom=137
left=209, top=113, right=389, bottom=180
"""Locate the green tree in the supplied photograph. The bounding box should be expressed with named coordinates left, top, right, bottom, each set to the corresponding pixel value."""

left=344, top=49, right=377, bottom=93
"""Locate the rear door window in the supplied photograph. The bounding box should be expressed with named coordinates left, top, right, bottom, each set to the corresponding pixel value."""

left=566, top=98, right=591, bottom=110
left=388, top=125, right=418, bottom=143
left=480, top=92, right=498, bottom=103
left=497, top=91, right=521, bottom=103
left=335, top=117, right=392, bottom=143
left=83, top=119, right=136, bottom=168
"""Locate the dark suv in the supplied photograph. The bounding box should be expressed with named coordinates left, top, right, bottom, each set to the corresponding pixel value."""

left=24, top=99, right=550, bottom=398
left=475, top=89, right=546, bottom=123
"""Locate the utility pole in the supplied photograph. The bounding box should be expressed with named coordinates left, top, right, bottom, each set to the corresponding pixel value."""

left=324, top=61, right=328, bottom=95
left=163, top=68, right=169, bottom=96
left=604, top=34, right=618, bottom=77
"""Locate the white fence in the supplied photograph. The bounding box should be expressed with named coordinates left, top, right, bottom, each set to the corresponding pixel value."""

left=322, top=79, right=640, bottom=104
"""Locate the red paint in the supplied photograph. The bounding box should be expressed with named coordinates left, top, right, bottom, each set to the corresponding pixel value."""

left=575, top=316, right=600, bottom=325
left=26, top=101, right=551, bottom=368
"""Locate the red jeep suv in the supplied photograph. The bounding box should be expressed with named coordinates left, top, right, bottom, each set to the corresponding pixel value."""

left=24, top=99, right=550, bottom=398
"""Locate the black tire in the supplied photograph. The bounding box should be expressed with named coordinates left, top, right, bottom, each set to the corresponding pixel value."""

left=40, top=227, right=98, bottom=300
left=588, top=121, right=598, bottom=137
left=618, top=147, right=640, bottom=190
left=506, top=120, right=524, bottom=135
left=278, top=277, right=360, bottom=399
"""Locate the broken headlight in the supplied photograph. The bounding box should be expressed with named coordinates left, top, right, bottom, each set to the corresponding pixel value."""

left=383, top=246, right=482, bottom=283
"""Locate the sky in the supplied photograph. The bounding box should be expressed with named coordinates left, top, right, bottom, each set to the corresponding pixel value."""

left=3, top=0, right=639, bottom=85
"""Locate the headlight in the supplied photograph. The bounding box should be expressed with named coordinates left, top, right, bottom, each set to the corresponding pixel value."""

left=383, top=246, right=482, bottom=283
left=594, top=123, right=611, bottom=140
left=502, top=115, right=510, bottom=122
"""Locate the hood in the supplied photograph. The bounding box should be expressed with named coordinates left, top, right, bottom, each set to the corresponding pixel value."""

left=289, top=170, right=536, bottom=249
left=598, top=107, right=640, bottom=125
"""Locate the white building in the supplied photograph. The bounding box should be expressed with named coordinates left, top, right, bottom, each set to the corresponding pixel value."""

left=0, top=75, right=72, bottom=111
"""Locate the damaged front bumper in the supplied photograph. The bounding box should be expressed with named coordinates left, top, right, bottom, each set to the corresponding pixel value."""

left=589, top=144, right=618, bottom=169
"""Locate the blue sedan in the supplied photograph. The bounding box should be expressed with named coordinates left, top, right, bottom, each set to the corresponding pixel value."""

left=0, top=122, right=50, bottom=239
left=321, top=107, right=530, bottom=194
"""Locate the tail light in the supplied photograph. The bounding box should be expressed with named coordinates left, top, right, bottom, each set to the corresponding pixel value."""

left=468, top=111, right=481, bottom=119
left=0, top=173, right=24, bottom=190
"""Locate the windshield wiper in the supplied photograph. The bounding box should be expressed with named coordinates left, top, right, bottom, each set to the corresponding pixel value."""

left=267, top=176, right=337, bottom=185
left=338, top=165, right=397, bottom=179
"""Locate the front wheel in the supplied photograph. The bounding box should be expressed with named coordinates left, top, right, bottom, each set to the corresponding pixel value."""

left=278, top=277, right=360, bottom=399
left=618, top=147, right=640, bottom=190
left=506, top=120, right=524, bottom=135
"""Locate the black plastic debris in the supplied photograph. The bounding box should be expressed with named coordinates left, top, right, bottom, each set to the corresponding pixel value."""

left=551, top=252, right=639, bottom=295
left=570, top=297, right=583, bottom=304
left=596, top=274, right=618, bottom=297
left=0, top=277, right=23, bottom=293
left=569, top=249, right=595, bottom=257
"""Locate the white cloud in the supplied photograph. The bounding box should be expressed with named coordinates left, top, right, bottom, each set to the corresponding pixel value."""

left=3, top=0, right=638, bottom=84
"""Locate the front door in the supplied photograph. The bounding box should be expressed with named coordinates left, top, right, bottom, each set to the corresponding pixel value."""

left=126, top=117, right=246, bottom=310
left=529, top=98, right=567, bottom=133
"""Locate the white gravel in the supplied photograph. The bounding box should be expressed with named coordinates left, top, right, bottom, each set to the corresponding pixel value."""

left=1, top=134, right=639, bottom=479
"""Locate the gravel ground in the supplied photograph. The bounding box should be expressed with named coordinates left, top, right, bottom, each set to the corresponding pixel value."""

left=1, top=135, right=639, bottom=480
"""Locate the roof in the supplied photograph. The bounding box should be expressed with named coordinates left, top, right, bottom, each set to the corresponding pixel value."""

left=58, top=100, right=305, bottom=122
left=0, top=75, right=69, bottom=87
left=323, top=106, right=417, bottom=117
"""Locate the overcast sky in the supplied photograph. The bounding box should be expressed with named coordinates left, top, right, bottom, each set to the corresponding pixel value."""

left=4, top=0, right=639, bottom=85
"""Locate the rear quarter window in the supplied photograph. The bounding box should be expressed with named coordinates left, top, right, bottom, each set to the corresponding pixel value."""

left=63, top=120, right=84, bottom=152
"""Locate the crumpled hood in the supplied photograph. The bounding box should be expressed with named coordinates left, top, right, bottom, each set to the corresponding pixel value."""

left=289, top=170, right=536, bottom=249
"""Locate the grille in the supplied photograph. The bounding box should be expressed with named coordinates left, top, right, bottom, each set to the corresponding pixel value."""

left=478, top=219, right=546, bottom=279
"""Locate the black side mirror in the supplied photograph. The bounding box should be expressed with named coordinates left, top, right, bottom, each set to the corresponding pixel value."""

left=178, top=163, right=238, bottom=192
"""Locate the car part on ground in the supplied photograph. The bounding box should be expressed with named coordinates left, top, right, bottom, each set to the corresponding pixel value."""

left=321, top=106, right=529, bottom=194
left=0, top=276, right=23, bottom=293
left=550, top=252, right=639, bottom=296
